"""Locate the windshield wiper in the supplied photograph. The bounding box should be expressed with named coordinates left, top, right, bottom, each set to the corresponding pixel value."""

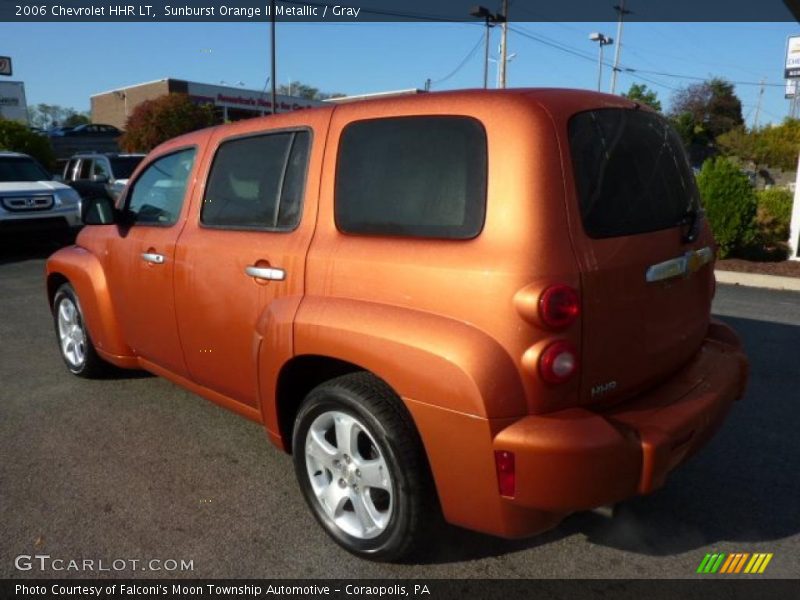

left=680, top=207, right=704, bottom=244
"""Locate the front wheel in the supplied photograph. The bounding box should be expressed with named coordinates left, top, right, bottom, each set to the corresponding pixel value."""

left=52, top=283, right=107, bottom=378
left=292, top=373, right=435, bottom=561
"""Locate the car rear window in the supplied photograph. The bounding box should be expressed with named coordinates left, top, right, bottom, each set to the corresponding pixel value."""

left=335, top=116, right=487, bottom=239
left=569, top=108, right=700, bottom=239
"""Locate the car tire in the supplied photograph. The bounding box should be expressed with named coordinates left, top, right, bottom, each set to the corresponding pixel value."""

left=52, top=283, right=107, bottom=378
left=292, top=372, right=435, bottom=562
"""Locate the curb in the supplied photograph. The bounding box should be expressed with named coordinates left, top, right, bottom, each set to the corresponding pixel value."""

left=715, top=269, right=800, bottom=292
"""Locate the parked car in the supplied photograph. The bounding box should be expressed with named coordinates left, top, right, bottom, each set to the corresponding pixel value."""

left=47, top=126, right=75, bottom=137
left=45, top=89, right=748, bottom=561
left=0, top=151, right=82, bottom=239
left=63, top=152, right=145, bottom=202
left=64, top=123, right=122, bottom=138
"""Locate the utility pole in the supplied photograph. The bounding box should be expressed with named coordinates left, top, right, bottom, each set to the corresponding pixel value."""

left=270, top=0, right=277, bottom=114
left=470, top=5, right=503, bottom=89
left=610, top=0, right=630, bottom=95
left=590, top=33, right=613, bottom=92
left=753, top=79, right=765, bottom=129
left=499, top=0, right=509, bottom=88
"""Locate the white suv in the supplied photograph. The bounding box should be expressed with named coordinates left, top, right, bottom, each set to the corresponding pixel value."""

left=0, top=151, right=82, bottom=239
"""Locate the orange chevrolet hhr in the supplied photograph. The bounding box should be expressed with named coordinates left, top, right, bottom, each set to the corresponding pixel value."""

left=46, top=89, right=748, bottom=561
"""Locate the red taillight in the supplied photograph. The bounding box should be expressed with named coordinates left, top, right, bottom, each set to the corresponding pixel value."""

left=539, top=285, right=580, bottom=329
left=539, top=340, right=578, bottom=384
left=494, top=450, right=516, bottom=497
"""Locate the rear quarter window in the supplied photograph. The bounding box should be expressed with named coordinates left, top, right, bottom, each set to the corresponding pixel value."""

left=335, top=116, right=487, bottom=239
left=569, top=108, right=700, bottom=239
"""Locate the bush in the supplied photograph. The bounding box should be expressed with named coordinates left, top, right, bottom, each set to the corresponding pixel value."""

left=755, top=187, right=793, bottom=249
left=696, top=156, right=757, bottom=258
left=119, top=93, right=217, bottom=153
left=0, top=118, right=55, bottom=170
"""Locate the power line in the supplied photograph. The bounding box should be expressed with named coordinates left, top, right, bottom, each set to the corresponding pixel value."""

left=630, top=68, right=785, bottom=88
left=430, top=34, right=486, bottom=86
left=509, top=25, right=783, bottom=93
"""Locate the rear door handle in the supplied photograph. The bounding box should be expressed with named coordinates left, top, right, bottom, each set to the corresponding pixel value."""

left=141, top=252, right=165, bottom=264
left=245, top=265, right=285, bottom=281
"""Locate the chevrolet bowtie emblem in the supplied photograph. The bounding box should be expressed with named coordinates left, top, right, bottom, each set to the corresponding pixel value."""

left=646, top=247, right=713, bottom=283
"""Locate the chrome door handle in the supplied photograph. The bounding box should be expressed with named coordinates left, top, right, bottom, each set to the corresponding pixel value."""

left=141, top=252, right=165, bottom=264
left=245, top=265, right=285, bottom=281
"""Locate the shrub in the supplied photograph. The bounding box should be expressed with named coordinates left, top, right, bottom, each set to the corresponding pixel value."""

left=119, top=93, right=217, bottom=153
left=0, top=117, right=56, bottom=170
left=755, top=187, right=793, bottom=249
left=696, top=156, right=757, bottom=258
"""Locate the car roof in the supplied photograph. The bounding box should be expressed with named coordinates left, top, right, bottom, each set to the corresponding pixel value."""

left=0, top=151, right=32, bottom=158
left=68, top=152, right=146, bottom=158
left=149, top=88, right=643, bottom=157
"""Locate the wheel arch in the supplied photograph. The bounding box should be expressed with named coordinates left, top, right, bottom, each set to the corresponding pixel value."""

left=46, top=246, right=133, bottom=362
left=274, top=354, right=365, bottom=453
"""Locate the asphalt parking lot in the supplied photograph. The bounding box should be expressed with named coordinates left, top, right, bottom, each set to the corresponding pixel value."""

left=1, top=239, right=799, bottom=579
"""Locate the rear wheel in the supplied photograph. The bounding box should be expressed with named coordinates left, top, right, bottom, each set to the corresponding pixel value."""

left=292, top=372, right=434, bottom=561
left=53, top=283, right=107, bottom=378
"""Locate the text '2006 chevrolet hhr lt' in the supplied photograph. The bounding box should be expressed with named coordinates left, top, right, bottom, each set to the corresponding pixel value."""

left=46, top=89, right=748, bottom=561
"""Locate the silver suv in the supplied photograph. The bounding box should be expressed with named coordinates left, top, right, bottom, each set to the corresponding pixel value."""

left=0, top=151, right=82, bottom=238
left=63, top=152, right=145, bottom=202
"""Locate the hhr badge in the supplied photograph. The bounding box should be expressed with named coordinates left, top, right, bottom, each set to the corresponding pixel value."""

left=591, top=381, right=618, bottom=398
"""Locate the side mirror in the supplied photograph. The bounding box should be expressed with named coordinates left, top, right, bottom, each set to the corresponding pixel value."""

left=91, top=174, right=109, bottom=183
left=52, top=174, right=64, bottom=183
left=81, top=196, right=117, bottom=225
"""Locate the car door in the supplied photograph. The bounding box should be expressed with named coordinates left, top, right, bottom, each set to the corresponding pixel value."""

left=105, top=145, right=199, bottom=376
left=173, top=110, right=331, bottom=408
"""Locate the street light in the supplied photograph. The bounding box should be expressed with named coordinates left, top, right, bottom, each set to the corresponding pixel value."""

left=470, top=5, right=505, bottom=89
left=589, top=32, right=613, bottom=92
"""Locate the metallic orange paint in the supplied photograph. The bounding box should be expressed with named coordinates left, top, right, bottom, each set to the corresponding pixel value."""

left=46, top=89, right=748, bottom=540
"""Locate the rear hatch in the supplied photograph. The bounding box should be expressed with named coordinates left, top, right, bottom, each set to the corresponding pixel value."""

left=565, top=106, right=714, bottom=407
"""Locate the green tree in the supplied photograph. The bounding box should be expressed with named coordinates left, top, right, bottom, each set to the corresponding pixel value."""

left=696, top=156, right=757, bottom=257
left=0, top=117, right=55, bottom=170
left=278, top=81, right=344, bottom=101
left=119, top=94, right=216, bottom=153
left=63, top=112, right=91, bottom=127
left=27, top=104, right=90, bottom=129
left=717, top=118, right=800, bottom=172
left=623, top=83, right=662, bottom=112
left=759, top=118, right=800, bottom=171
left=669, top=78, right=743, bottom=146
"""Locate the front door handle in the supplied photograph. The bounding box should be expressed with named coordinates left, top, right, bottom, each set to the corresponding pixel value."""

left=245, top=265, right=285, bottom=281
left=141, top=252, right=165, bottom=264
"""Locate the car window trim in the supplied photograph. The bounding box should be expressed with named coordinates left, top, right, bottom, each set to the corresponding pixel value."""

left=198, top=126, right=313, bottom=234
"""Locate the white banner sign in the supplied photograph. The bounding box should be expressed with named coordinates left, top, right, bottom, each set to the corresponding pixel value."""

left=786, top=36, right=800, bottom=79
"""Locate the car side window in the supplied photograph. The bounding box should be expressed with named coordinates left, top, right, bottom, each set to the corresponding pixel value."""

left=64, top=159, right=78, bottom=181
left=201, top=130, right=310, bottom=230
left=335, top=116, right=487, bottom=239
left=78, top=160, right=92, bottom=180
left=126, top=148, right=196, bottom=227
left=92, top=159, right=110, bottom=179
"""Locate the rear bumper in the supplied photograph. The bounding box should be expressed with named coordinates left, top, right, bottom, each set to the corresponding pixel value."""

left=492, top=319, right=748, bottom=527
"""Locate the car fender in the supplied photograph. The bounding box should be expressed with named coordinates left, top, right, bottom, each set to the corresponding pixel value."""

left=288, top=296, right=527, bottom=420
left=46, top=246, right=133, bottom=363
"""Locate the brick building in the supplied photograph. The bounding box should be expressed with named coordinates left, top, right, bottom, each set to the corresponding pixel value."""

left=91, top=78, right=324, bottom=130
